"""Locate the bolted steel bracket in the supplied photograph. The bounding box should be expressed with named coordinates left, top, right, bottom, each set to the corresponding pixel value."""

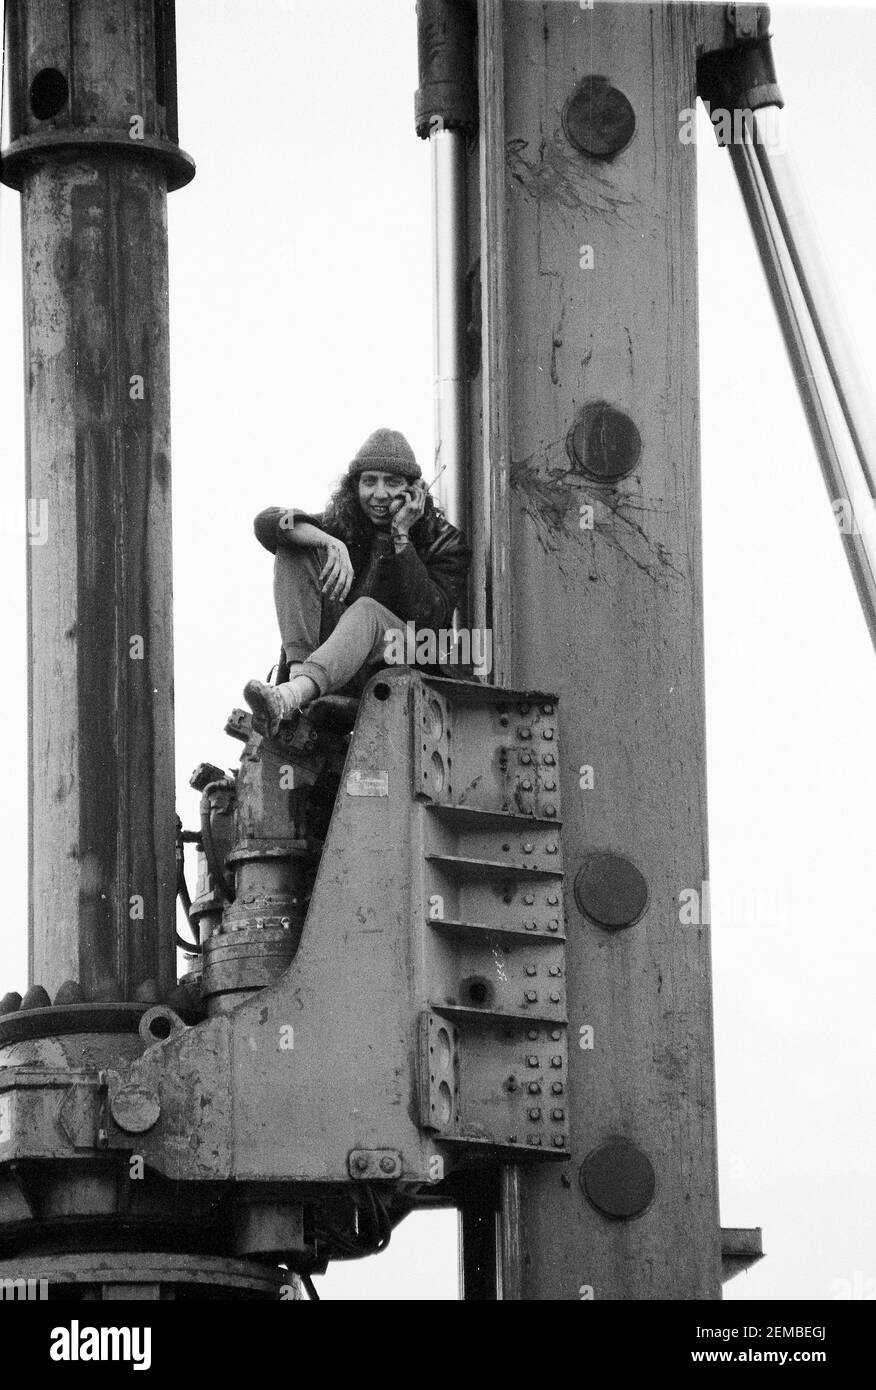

left=347, top=1149, right=403, bottom=1181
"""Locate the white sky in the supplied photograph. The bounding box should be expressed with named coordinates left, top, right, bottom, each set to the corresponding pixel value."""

left=1, top=0, right=874, bottom=1301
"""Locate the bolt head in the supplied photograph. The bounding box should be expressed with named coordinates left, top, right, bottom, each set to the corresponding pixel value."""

left=526, top=1055, right=539, bottom=1067
left=551, top=1082, right=564, bottom=1095
left=528, top=1107, right=541, bottom=1121
left=109, top=1083, right=161, bottom=1135
left=579, top=1139, right=656, bottom=1218
left=567, top=399, right=642, bottom=480
left=550, top=1056, right=562, bottom=1068
left=574, top=850, right=650, bottom=933
left=525, top=990, right=537, bottom=1003
left=528, top=1082, right=541, bottom=1095
left=379, top=1156, right=396, bottom=1174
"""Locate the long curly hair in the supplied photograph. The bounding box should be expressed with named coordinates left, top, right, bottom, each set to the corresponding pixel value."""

left=322, top=472, right=448, bottom=556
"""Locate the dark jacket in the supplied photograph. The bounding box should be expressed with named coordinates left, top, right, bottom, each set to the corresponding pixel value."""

left=254, top=504, right=471, bottom=632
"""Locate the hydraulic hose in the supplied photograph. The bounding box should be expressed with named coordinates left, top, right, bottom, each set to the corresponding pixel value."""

left=174, top=815, right=201, bottom=952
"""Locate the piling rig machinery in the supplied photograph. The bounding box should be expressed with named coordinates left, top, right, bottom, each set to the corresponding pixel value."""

left=4, top=0, right=869, bottom=1300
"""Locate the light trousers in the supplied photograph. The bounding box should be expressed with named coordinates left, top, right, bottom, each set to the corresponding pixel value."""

left=274, top=544, right=400, bottom=696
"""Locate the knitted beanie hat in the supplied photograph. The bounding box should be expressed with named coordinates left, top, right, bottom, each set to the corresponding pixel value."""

left=347, top=428, right=422, bottom=481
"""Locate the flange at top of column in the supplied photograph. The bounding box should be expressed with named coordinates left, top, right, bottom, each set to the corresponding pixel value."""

left=0, top=0, right=195, bottom=191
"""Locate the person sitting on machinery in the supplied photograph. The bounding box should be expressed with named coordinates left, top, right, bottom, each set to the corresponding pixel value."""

left=243, top=427, right=471, bottom=738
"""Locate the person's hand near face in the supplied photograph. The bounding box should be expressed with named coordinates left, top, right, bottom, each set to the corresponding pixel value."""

left=388, top=480, right=427, bottom=540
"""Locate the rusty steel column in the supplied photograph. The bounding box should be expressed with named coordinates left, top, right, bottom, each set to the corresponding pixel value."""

left=471, top=0, right=722, bottom=1299
left=1, top=1, right=194, bottom=1004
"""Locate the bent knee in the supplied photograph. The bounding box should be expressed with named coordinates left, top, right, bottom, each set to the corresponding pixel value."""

left=347, top=596, right=398, bottom=624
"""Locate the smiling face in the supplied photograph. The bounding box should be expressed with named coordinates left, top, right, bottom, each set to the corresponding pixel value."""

left=357, top=470, right=410, bottom=527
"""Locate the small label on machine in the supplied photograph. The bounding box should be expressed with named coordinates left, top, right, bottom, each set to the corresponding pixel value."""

left=345, top=769, right=389, bottom=797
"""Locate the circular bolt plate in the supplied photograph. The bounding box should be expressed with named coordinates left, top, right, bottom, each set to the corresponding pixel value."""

left=567, top=402, right=641, bottom=482
left=580, top=1138, right=655, bottom=1219
left=563, top=76, right=636, bottom=159
left=109, top=1083, right=161, bottom=1135
left=574, top=851, right=649, bottom=931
